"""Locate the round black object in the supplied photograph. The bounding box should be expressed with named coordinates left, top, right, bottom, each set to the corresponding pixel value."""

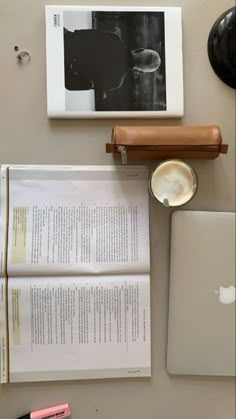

left=208, top=6, right=236, bottom=89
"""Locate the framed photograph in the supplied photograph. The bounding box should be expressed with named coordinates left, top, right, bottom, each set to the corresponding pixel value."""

left=45, top=6, right=183, bottom=118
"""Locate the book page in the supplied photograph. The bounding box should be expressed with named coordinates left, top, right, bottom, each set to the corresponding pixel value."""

left=8, top=275, right=150, bottom=381
left=0, top=167, right=9, bottom=382
left=0, top=278, right=8, bottom=383
left=5, top=166, right=149, bottom=276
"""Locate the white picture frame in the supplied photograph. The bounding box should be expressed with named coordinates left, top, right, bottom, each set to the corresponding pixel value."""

left=45, top=5, right=184, bottom=118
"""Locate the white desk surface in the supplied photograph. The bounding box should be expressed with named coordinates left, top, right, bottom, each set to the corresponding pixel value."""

left=0, top=0, right=235, bottom=418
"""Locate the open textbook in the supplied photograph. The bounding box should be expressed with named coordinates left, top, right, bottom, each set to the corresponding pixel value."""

left=0, top=165, right=150, bottom=383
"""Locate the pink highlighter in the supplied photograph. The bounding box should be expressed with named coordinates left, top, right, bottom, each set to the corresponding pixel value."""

left=17, top=403, right=71, bottom=419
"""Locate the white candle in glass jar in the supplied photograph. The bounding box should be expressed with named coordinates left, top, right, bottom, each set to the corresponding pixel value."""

left=150, top=160, right=198, bottom=207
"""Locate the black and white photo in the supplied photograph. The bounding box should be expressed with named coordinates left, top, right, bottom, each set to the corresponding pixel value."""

left=46, top=6, right=183, bottom=118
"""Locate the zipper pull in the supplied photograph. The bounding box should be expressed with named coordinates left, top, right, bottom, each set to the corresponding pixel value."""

left=117, top=146, right=127, bottom=164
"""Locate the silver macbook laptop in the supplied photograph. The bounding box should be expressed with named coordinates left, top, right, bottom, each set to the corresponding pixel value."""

left=167, top=211, right=235, bottom=376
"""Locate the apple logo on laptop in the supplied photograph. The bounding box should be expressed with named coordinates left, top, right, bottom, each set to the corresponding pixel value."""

left=215, top=286, right=236, bottom=305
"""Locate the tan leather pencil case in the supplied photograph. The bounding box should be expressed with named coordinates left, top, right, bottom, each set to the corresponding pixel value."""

left=106, top=125, right=229, bottom=164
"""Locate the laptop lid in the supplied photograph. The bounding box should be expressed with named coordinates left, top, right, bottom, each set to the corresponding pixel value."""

left=167, top=211, right=235, bottom=376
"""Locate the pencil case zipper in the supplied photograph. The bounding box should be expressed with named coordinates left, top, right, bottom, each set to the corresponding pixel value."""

left=116, top=144, right=221, bottom=164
